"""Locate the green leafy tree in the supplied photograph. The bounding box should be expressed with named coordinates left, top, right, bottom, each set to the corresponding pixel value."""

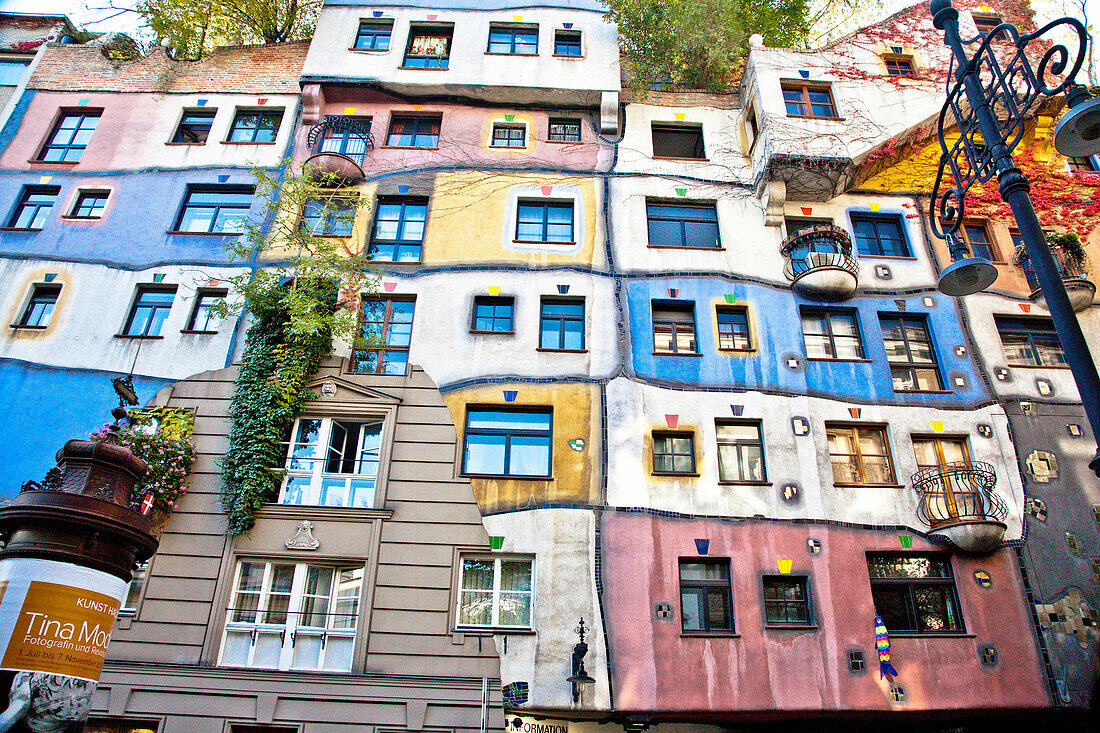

left=135, top=0, right=322, bottom=58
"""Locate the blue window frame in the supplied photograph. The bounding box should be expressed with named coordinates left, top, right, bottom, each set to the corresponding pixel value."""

left=124, top=286, right=175, bottom=337
left=300, top=197, right=356, bottom=236
left=174, top=186, right=254, bottom=233
left=540, top=298, right=584, bottom=350
left=172, top=110, right=216, bottom=143
left=851, top=213, right=910, bottom=257
left=71, top=190, right=108, bottom=218
left=187, top=289, right=226, bottom=332
left=385, top=115, right=441, bottom=147
left=17, top=284, right=60, bottom=328
left=368, top=196, right=428, bottom=262
left=488, top=25, right=538, bottom=55
left=647, top=202, right=720, bottom=248
left=403, top=26, right=452, bottom=68
left=653, top=301, right=697, bottom=354
left=472, top=296, right=515, bottom=333
left=7, top=186, right=59, bottom=229
left=352, top=298, right=415, bottom=375
left=516, top=200, right=574, bottom=243
left=716, top=306, right=751, bottom=350
left=462, top=408, right=552, bottom=477
left=355, top=21, right=392, bottom=50
left=227, top=110, right=281, bottom=143
left=554, top=30, right=582, bottom=56
left=38, top=110, right=100, bottom=162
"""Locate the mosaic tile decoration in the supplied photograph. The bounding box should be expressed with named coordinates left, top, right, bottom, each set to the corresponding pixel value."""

left=1092, top=559, right=1100, bottom=585
left=1068, top=424, right=1085, bottom=436
left=1066, top=532, right=1085, bottom=556
left=569, top=439, right=585, bottom=451
left=502, top=681, right=529, bottom=707
left=976, top=424, right=993, bottom=438
left=792, top=416, right=810, bottom=436
left=1026, top=450, right=1059, bottom=482
left=995, top=368, right=1011, bottom=381
left=654, top=601, right=674, bottom=622
left=893, top=299, right=906, bottom=311
left=694, top=538, right=710, bottom=555
left=807, top=538, right=822, bottom=555
left=874, top=264, right=892, bottom=280
left=978, top=644, right=998, bottom=667
left=1020, top=401, right=1036, bottom=415
left=1036, top=378, right=1054, bottom=396
left=1094, top=505, right=1100, bottom=533
left=922, top=296, right=936, bottom=308
left=889, top=686, right=907, bottom=703
left=1035, top=589, right=1100, bottom=648
left=1025, top=498, right=1048, bottom=522
left=781, top=483, right=801, bottom=504
left=973, top=570, right=992, bottom=588
left=847, top=648, right=866, bottom=674
left=954, top=345, right=967, bottom=357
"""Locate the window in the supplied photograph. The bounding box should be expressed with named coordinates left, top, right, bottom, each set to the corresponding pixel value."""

left=186, top=289, right=226, bottom=332
left=784, top=216, right=832, bottom=236
left=351, top=298, right=414, bottom=375
left=549, top=118, right=581, bottom=142
left=745, top=105, right=759, bottom=150
left=220, top=561, right=363, bottom=671
left=913, top=436, right=969, bottom=470
left=16, top=284, right=60, bottom=328
left=7, top=185, right=59, bottom=229
left=716, top=306, right=751, bottom=351
left=472, top=296, right=515, bottom=333
left=120, top=561, right=148, bottom=616
left=763, top=576, right=811, bottom=625
left=70, top=190, right=108, bottom=218
left=679, top=560, right=733, bottom=633
left=884, top=56, right=914, bottom=76
left=227, top=110, right=281, bottom=143
left=781, top=84, right=838, bottom=118
left=123, top=286, right=175, bottom=337
left=651, top=123, right=705, bottom=159
left=826, top=424, right=896, bottom=485
left=37, top=110, right=100, bottom=162
left=457, top=556, right=533, bottom=629
left=315, top=116, right=373, bottom=164
left=516, top=200, right=574, bottom=243
left=653, top=302, right=697, bottom=355
left=0, top=58, right=30, bottom=86
left=972, top=14, right=1002, bottom=35
left=487, top=24, right=538, bottom=55
left=403, top=25, right=452, bottom=68
left=1068, top=155, right=1099, bottom=172
left=279, top=416, right=383, bottom=508
left=368, top=196, right=427, bottom=262
left=653, top=431, right=696, bottom=474
left=554, top=30, right=582, bottom=56
left=850, top=213, right=910, bottom=257
left=171, top=110, right=216, bottom=144
left=539, top=298, right=584, bottom=350
left=801, top=308, right=864, bottom=359
left=994, top=315, right=1067, bottom=366
left=867, top=554, right=963, bottom=633
left=300, top=197, right=356, bottom=236
left=716, top=421, right=766, bottom=483
left=646, top=202, right=720, bottom=248
left=491, top=123, right=526, bottom=148
left=385, top=114, right=441, bottom=147
left=354, top=20, right=392, bottom=50
left=958, top=222, right=999, bottom=261
left=462, top=407, right=552, bottom=477
left=83, top=719, right=159, bottom=733
left=880, top=315, right=943, bottom=391
left=174, top=185, right=254, bottom=234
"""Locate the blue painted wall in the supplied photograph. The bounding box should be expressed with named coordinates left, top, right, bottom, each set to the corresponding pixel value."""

left=625, top=278, right=989, bottom=407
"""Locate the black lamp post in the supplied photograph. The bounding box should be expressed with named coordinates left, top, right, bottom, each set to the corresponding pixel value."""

left=927, top=0, right=1100, bottom=476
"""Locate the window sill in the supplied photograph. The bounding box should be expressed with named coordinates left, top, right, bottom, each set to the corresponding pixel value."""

left=368, top=259, right=423, bottom=265
left=221, top=141, right=278, bottom=146
left=166, top=230, right=242, bottom=236
left=164, top=141, right=208, bottom=146
left=27, top=159, right=79, bottom=165
left=9, top=324, right=47, bottom=330
left=806, top=356, right=873, bottom=363
left=397, top=66, right=449, bottom=71
left=717, top=480, right=770, bottom=486
left=653, top=351, right=702, bottom=357
left=60, top=215, right=103, bottom=221
left=785, top=115, right=845, bottom=121
left=349, top=47, right=390, bottom=53
left=547, top=139, right=584, bottom=145
left=461, top=473, right=553, bottom=481
left=1007, top=363, right=1071, bottom=369
left=647, top=244, right=724, bottom=251
left=652, top=472, right=701, bottom=478
left=893, top=388, right=953, bottom=395
left=470, top=329, right=516, bottom=335
left=886, top=631, right=974, bottom=638
left=114, top=334, right=164, bottom=340
left=765, top=624, right=818, bottom=631
left=651, top=155, right=709, bottom=162
left=718, top=348, right=755, bottom=355
left=552, top=54, right=584, bottom=59
left=382, top=145, right=440, bottom=150
left=536, top=347, right=587, bottom=353
left=513, top=239, right=577, bottom=246
left=857, top=254, right=917, bottom=260
left=680, top=632, right=739, bottom=638
left=257, top=503, right=393, bottom=522
left=484, top=52, right=539, bottom=57
left=488, top=145, right=529, bottom=151
left=454, top=627, right=536, bottom=635
left=0, top=227, right=41, bottom=232
left=180, top=329, right=219, bottom=335
left=834, top=482, right=905, bottom=489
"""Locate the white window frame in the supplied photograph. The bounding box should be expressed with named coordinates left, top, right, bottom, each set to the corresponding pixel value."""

left=278, top=415, right=385, bottom=508
left=455, top=555, right=534, bottom=630
left=219, top=561, right=363, bottom=672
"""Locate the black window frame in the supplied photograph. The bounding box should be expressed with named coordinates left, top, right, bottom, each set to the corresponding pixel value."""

left=385, top=114, right=442, bottom=148
left=548, top=117, right=582, bottom=143
left=715, top=305, right=751, bottom=351
left=351, top=297, right=416, bottom=376
left=403, top=24, right=453, bottom=69
left=867, top=553, right=964, bottom=634
left=315, top=115, right=373, bottom=164
left=715, top=420, right=767, bottom=483
left=7, top=185, right=60, bottom=229
left=490, top=123, right=527, bottom=148
left=958, top=221, right=1000, bottom=261
left=16, top=283, right=61, bottom=328
left=171, top=109, right=217, bottom=144
left=763, top=575, right=812, bottom=626
left=299, top=195, right=357, bottom=237
left=471, top=295, right=515, bottom=334
left=553, top=29, right=582, bottom=56
left=652, top=431, right=696, bottom=475
left=652, top=301, right=698, bottom=355
left=651, top=123, right=706, bottom=159
left=884, top=56, right=915, bottom=76
left=123, top=285, right=176, bottom=338
left=354, top=19, right=393, bottom=50
left=368, top=195, right=428, bottom=262
left=850, top=213, right=911, bottom=257
left=800, top=307, right=865, bottom=360
left=781, top=83, right=838, bottom=119
left=646, top=201, right=720, bottom=249
left=461, top=406, right=553, bottom=478
left=37, top=109, right=101, bottom=162
left=879, top=314, right=944, bottom=392
left=487, top=24, right=539, bottom=55
left=679, top=559, right=734, bottom=634
left=70, top=189, right=109, bottom=219
left=172, top=185, right=255, bottom=234
left=185, top=288, right=228, bottom=333
left=226, top=109, right=282, bottom=144
left=515, top=199, right=574, bottom=244
left=538, top=297, right=585, bottom=350
left=994, top=315, right=1067, bottom=367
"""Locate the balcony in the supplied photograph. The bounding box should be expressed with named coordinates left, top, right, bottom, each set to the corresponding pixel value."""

left=780, top=224, right=859, bottom=298
left=305, top=116, right=374, bottom=183
left=1017, top=245, right=1095, bottom=312
left=911, top=461, right=1008, bottom=553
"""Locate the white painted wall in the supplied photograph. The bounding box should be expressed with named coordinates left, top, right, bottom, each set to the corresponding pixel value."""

left=616, top=104, right=751, bottom=182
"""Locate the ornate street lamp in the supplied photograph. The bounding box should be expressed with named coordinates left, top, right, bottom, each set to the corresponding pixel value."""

left=927, top=0, right=1100, bottom=475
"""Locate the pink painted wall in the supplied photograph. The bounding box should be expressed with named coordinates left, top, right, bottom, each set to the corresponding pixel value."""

left=601, top=512, right=1048, bottom=713
left=298, top=87, right=608, bottom=174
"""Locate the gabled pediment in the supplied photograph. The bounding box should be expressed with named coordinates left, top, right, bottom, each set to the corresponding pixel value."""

left=303, top=375, right=401, bottom=406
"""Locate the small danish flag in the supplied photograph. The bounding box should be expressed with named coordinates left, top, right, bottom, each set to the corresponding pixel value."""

left=140, top=493, right=155, bottom=515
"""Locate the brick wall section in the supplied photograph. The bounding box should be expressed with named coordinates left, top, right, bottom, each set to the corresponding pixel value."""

left=27, top=41, right=310, bottom=94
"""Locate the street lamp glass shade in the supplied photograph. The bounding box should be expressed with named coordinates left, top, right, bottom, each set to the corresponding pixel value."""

left=1054, top=96, right=1100, bottom=157
left=938, top=256, right=999, bottom=296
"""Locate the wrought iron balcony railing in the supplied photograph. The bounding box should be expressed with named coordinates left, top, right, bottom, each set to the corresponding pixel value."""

left=779, top=224, right=859, bottom=297
left=911, top=461, right=1008, bottom=552
left=1017, top=246, right=1095, bottom=311
left=305, top=116, right=374, bottom=181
